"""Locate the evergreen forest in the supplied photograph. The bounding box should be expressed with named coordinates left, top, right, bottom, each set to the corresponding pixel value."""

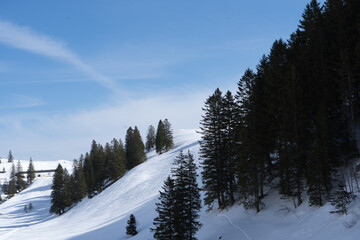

left=200, top=0, right=360, bottom=213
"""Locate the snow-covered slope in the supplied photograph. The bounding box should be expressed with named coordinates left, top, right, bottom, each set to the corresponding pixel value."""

left=0, top=129, right=360, bottom=239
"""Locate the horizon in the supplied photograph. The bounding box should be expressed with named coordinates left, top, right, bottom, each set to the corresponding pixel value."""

left=0, top=0, right=318, bottom=160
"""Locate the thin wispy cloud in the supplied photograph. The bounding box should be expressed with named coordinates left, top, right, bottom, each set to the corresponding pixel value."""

left=0, top=20, right=119, bottom=92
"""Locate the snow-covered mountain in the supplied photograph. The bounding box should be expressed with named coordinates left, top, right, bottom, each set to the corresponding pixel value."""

left=0, top=129, right=359, bottom=239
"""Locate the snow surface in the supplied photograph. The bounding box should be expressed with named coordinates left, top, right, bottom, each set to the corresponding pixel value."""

left=0, top=129, right=360, bottom=239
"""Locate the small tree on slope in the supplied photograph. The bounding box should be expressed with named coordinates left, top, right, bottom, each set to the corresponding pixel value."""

left=126, top=214, right=138, bottom=236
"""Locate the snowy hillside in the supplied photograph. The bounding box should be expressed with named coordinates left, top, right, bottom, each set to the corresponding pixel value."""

left=0, top=129, right=360, bottom=239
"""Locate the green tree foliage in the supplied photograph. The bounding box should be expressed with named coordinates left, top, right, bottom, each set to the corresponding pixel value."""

left=72, top=157, right=87, bottom=203
left=27, top=158, right=36, bottom=185
left=126, top=126, right=146, bottom=169
left=126, top=214, right=138, bottom=236
left=146, top=125, right=156, bottom=152
left=163, top=119, right=174, bottom=152
left=152, top=151, right=201, bottom=240
left=50, top=164, right=67, bottom=215
left=200, top=0, right=360, bottom=211
left=8, top=150, right=13, bottom=163
left=16, top=160, right=26, bottom=191
left=8, top=163, right=17, bottom=197
left=156, top=120, right=166, bottom=154
left=156, top=119, right=174, bottom=154
left=152, top=176, right=176, bottom=240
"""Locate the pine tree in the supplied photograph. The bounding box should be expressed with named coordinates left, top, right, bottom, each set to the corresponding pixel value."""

left=83, top=152, right=95, bottom=196
left=24, top=204, right=28, bottom=213
left=172, top=151, right=202, bottom=240
left=29, top=202, right=33, bottom=211
left=16, top=160, right=26, bottom=191
left=156, top=120, right=166, bottom=154
left=126, top=126, right=146, bottom=169
left=152, top=176, right=176, bottom=240
left=63, top=168, right=73, bottom=209
left=146, top=125, right=156, bottom=152
left=107, top=138, right=126, bottom=181
left=72, top=157, right=87, bottom=203
left=50, top=164, right=66, bottom=215
left=126, top=214, right=138, bottom=236
left=8, top=150, right=13, bottom=163
left=8, top=163, right=17, bottom=197
left=27, top=158, right=36, bottom=185
left=163, top=119, right=174, bottom=152
left=200, top=88, right=229, bottom=209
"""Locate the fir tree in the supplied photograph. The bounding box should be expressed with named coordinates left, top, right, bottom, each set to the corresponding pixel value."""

left=29, top=202, right=33, bottom=211
left=27, top=158, right=36, bottom=185
left=172, top=151, right=202, bottom=240
left=146, top=125, right=156, bottom=152
left=152, top=176, right=176, bottom=240
left=8, top=150, right=13, bottom=163
left=126, top=214, right=138, bottom=236
left=156, top=120, right=166, bottom=154
left=50, top=164, right=66, bottom=215
left=126, top=126, right=146, bottom=169
left=72, top=157, right=87, bottom=203
left=163, top=119, right=174, bottom=152
left=8, top=163, right=17, bottom=197
left=16, top=160, right=26, bottom=191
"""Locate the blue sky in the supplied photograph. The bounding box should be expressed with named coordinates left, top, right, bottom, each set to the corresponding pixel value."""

left=0, top=0, right=320, bottom=160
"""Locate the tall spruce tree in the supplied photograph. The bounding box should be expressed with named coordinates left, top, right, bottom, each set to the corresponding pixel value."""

left=200, top=88, right=230, bottom=209
left=8, top=163, right=17, bottom=197
left=172, top=151, right=202, bottom=240
left=8, top=150, right=13, bottom=163
left=156, top=120, right=166, bottom=154
left=72, top=157, right=87, bottom=203
left=126, top=126, right=146, bottom=169
left=152, top=176, right=176, bottom=240
left=27, top=158, right=36, bottom=185
left=16, top=160, right=26, bottom=191
left=50, top=164, right=66, bottom=215
left=146, top=125, right=156, bottom=152
left=163, top=119, right=174, bottom=152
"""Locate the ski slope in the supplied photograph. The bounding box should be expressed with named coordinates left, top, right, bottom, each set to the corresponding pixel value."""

left=0, top=129, right=359, bottom=239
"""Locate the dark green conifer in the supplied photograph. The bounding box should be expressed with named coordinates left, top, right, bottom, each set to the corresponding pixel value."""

left=126, top=214, right=138, bottom=236
left=146, top=125, right=156, bottom=152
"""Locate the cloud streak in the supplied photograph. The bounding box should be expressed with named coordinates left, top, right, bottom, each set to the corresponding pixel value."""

left=0, top=20, right=119, bottom=92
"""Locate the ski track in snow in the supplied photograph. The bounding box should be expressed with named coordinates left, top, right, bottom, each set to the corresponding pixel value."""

left=219, top=214, right=252, bottom=240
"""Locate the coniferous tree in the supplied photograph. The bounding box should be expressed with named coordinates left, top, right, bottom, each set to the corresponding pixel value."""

left=50, top=164, right=66, bottom=215
left=27, top=158, right=36, bottom=185
left=152, top=176, right=176, bottom=240
left=72, top=157, right=87, bottom=203
left=83, top=152, right=95, bottom=196
left=63, top=169, right=73, bottom=209
left=29, top=202, right=33, bottom=211
left=16, top=160, right=26, bottom=191
left=8, top=163, right=17, bottom=197
left=8, top=150, right=13, bottom=163
left=163, top=119, right=174, bottom=152
left=200, top=88, right=229, bottom=209
left=108, top=138, right=126, bottom=180
left=156, top=120, right=166, bottom=154
left=146, top=125, right=156, bottom=152
left=126, top=214, right=138, bottom=236
left=172, top=151, right=201, bottom=240
left=126, top=126, right=146, bottom=169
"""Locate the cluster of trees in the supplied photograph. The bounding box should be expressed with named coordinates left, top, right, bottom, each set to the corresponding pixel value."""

left=146, top=119, right=174, bottom=154
left=200, top=0, right=360, bottom=213
left=2, top=159, right=35, bottom=198
left=50, top=126, right=146, bottom=215
left=152, top=151, right=201, bottom=239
